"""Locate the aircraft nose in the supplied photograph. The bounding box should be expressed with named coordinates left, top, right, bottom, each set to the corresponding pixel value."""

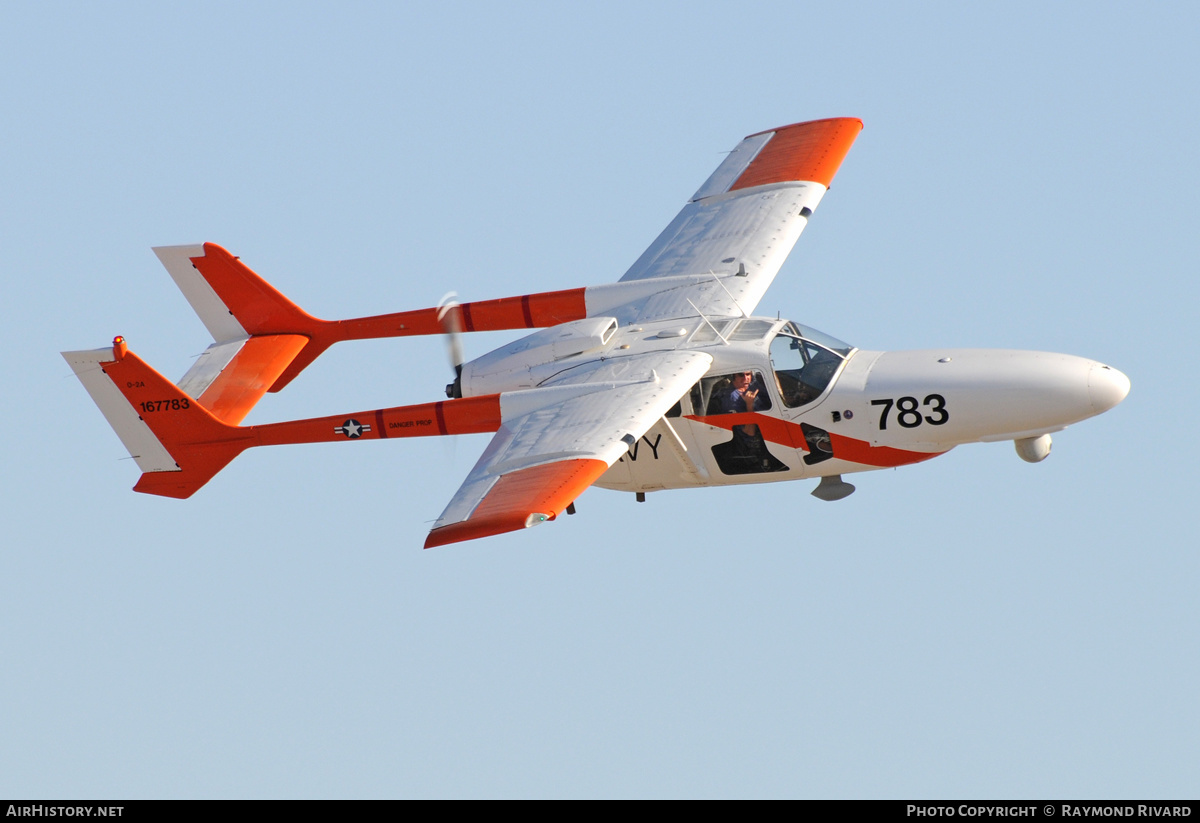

left=1088, top=363, right=1130, bottom=414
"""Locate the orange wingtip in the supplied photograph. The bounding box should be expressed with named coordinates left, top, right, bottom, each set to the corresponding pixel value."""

left=423, top=458, right=609, bottom=548
left=731, top=117, right=863, bottom=191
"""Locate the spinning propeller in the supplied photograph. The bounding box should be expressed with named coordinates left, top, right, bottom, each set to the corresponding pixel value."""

left=438, top=292, right=465, bottom=399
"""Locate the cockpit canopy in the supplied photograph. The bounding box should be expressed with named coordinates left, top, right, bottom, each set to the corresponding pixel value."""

left=769, top=322, right=854, bottom=408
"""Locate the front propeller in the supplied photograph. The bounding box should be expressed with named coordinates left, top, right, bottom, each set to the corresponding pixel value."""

left=438, top=293, right=465, bottom=399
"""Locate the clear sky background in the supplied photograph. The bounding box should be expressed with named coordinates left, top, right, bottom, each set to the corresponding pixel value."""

left=2, top=1, right=1196, bottom=799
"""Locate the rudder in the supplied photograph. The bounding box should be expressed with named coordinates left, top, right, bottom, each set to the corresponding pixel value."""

left=62, top=338, right=252, bottom=498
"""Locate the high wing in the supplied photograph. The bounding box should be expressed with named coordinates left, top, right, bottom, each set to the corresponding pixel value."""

left=62, top=118, right=859, bottom=549
left=612, top=117, right=861, bottom=324
left=425, top=351, right=711, bottom=547
left=425, top=119, right=859, bottom=546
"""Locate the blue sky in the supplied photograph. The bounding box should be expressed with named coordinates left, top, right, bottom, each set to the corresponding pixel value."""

left=2, top=1, right=1196, bottom=798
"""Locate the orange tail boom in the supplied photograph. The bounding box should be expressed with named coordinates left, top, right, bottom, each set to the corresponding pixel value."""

left=63, top=340, right=502, bottom=499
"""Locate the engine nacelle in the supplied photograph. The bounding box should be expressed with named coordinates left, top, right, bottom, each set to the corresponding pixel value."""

left=461, top=316, right=619, bottom=396
left=1014, top=433, right=1052, bottom=463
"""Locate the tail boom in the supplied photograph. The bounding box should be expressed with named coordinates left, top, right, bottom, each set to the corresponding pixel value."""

left=165, top=242, right=588, bottom=396
left=64, top=341, right=503, bottom=499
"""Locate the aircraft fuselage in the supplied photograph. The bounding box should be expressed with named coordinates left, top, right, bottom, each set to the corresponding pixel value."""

left=456, top=314, right=1129, bottom=496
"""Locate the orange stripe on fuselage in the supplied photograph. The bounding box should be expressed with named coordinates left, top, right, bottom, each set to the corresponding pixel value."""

left=824, top=432, right=942, bottom=468
left=688, top=413, right=942, bottom=469
left=731, top=118, right=863, bottom=191
left=424, top=458, right=608, bottom=548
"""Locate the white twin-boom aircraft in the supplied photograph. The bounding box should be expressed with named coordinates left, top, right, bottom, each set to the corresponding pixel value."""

left=63, top=118, right=1130, bottom=547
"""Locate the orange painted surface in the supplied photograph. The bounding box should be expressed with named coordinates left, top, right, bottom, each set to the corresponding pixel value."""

left=101, top=350, right=252, bottom=499
left=190, top=244, right=589, bottom=393
left=250, top=395, right=502, bottom=446
left=100, top=342, right=503, bottom=497
left=730, top=117, right=863, bottom=191
left=527, top=288, right=589, bottom=327
left=693, top=412, right=806, bottom=450
left=424, top=458, right=609, bottom=548
left=196, top=334, right=309, bottom=425
left=826, top=432, right=942, bottom=468
left=689, top=413, right=941, bottom=468
left=457, top=289, right=588, bottom=332
left=437, top=395, right=504, bottom=435
left=191, top=243, right=322, bottom=335
left=322, top=287, right=586, bottom=337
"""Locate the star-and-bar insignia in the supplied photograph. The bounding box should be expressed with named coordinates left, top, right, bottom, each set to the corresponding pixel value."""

left=334, top=418, right=370, bottom=438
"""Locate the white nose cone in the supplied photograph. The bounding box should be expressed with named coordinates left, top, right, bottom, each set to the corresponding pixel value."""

left=1088, top=363, right=1131, bottom=414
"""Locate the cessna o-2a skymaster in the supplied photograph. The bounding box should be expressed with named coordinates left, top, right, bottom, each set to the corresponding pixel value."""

left=64, top=118, right=1130, bottom=548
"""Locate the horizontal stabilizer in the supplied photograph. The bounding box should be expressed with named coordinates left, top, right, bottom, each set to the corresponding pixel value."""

left=177, top=334, right=309, bottom=425
left=64, top=339, right=505, bottom=499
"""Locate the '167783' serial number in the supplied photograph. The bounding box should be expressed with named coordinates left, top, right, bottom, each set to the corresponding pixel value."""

left=139, top=398, right=190, bottom=413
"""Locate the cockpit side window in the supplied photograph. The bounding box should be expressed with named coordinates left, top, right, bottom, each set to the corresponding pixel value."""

left=770, top=333, right=844, bottom=409
left=689, top=371, right=773, bottom=418
left=689, top=371, right=787, bottom=476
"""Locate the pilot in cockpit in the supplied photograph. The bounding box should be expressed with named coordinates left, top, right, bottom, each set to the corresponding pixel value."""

left=722, top=371, right=764, bottom=443
left=702, top=369, right=786, bottom=475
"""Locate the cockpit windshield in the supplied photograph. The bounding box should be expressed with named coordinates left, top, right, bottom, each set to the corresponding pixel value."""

left=780, top=322, right=853, bottom=356
left=769, top=322, right=854, bottom=409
